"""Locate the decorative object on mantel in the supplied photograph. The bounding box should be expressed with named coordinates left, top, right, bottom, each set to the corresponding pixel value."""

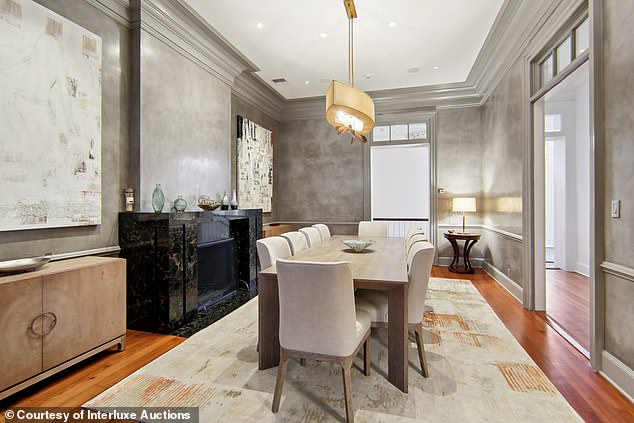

left=174, top=195, right=187, bottom=213
left=452, top=197, right=476, bottom=233
left=325, top=0, right=375, bottom=144
left=197, top=195, right=220, bottom=211
left=0, top=1, right=102, bottom=231
left=221, top=191, right=229, bottom=210
left=124, top=188, right=135, bottom=212
left=230, top=189, right=238, bottom=210
left=237, top=116, right=273, bottom=212
left=0, top=253, right=53, bottom=275
left=152, top=184, right=165, bottom=213
left=342, top=239, right=375, bottom=253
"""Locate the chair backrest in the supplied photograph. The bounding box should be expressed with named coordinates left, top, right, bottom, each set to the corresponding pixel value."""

left=312, top=224, right=331, bottom=240
left=256, top=237, right=292, bottom=269
left=276, top=259, right=358, bottom=356
left=407, top=242, right=435, bottom=324
left=281, top=231, right=309, bottom=255
left=406, top=228, right=425, bottom=240
left=406, top=233, right=428, bottom=255
left=358, top=221, right=388, bottom=237
left=299, top=227, right=322, bottom=247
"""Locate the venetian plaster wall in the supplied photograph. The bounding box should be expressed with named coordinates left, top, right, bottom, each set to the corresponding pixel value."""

left=0, top=0, right=130, bottom=261
left=135, top=33, right=231, bottom=212
left=602, top=0, right=634, bottom=369
left=230, top=94, right=280, bottom=224
left=480, top=59, right=525, bottom=288
left=274, top=119, right=364, bottom=231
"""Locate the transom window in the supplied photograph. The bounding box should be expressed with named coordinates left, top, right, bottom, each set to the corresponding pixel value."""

left=372, top=122, right=427, bottom=142
left=538, top=17, right=589, bottom=88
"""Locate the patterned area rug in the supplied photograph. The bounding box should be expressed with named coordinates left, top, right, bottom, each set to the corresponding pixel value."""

left=84, top=278, right=581, bottom=422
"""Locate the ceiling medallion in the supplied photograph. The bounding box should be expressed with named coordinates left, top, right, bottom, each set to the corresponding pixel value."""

left=325, top=0, right=375, bottom=144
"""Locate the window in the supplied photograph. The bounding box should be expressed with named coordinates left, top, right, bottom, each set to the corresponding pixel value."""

left=541, top=55, right=554, bottom=85
left=372, top=122, right=427, bottom=142
left=545, top=114, right=562, bottom=133
left=556, top=36, right=572, bottom=74
left=575, top=19, right=589, bottom=57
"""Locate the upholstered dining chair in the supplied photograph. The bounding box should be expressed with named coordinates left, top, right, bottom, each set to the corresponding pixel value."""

left=355, top=241, right=436, bottom=378
left=281, top=231, right=309, bottom=255
left=299, top=227, right=322, bottom=247
left=358, top=221, right=388, bottom=237
left=406, top=233, right=428, bottom=256
left=272, top=259, right=371, bottom=423
left=256, top=236, right=292, bottom=270
left=312, top=223, right=331, bottom=240
left=406, top=227, right=425, bottom=240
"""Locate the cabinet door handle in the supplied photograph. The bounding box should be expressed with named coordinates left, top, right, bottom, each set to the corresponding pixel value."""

left=41, top=312, right=57, bottom=335
left=29, top=314, right=43, bottom=337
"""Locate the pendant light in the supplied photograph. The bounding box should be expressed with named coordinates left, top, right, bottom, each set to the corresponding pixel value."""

left=325, top=0, right=375, bottom=143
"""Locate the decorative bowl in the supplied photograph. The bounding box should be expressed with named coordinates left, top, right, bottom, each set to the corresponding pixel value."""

left=342, top=239, right=375, bottom=253
left=197, top=195, right=220, bottom=211
left=0, top=253, right=53, bottom=274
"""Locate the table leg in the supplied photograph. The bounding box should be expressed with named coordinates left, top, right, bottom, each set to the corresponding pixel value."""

left=448, top=238, right=460, bottom=271
left=388, top=284, right=408, bottom=393
left=258, top=273, right=280, bottom=370
left=463, top=240, right=478, bottom=274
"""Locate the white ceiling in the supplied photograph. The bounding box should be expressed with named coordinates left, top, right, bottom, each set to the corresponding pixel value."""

left=183, top=0, right=506, bottom=99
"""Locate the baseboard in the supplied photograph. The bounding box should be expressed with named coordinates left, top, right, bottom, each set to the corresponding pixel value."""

left=600, top=350, right=634, bottom=403
left=576, top=261, right=590, bottom=277
left=481, top=261, right=523, bottom=303
left=437, top=256, right=484, bottom=268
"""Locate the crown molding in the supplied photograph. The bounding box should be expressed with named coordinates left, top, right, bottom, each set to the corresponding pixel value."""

left=232, top=72, right=285, bottom=121
left=85, top=0, right=132, bottom=27
left=130, top=0, right=256, bottom=86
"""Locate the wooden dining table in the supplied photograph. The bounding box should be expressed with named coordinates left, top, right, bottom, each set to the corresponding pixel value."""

left=258, top=235, right=410, bottom=393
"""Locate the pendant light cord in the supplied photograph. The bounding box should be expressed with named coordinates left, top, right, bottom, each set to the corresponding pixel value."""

left=348, top=16, right=355, bottom=87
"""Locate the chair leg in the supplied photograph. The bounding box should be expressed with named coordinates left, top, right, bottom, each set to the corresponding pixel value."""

left=272, top=353, right=289, bottom=412
left=341, top=364, right=354, bottom=423
left=414, top=328, right=429, bottom=378
left=363, top=339, right=370, bottom=376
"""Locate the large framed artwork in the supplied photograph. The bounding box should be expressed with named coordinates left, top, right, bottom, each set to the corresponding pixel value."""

left=237, top=116, right=273, bottom=212
left=0, top=0, right=102, bottom=231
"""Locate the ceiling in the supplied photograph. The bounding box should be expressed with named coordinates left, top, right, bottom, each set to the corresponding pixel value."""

left=183, top=0, right=506, bottom=99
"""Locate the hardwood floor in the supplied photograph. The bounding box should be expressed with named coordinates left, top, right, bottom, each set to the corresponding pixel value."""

left=546, top=269, right=590, bottom=352
left=1, top=270, right=632, bottom=422
left=433, top=267, right=634, bottom=423
left=0, top=330, right=185, bottom=422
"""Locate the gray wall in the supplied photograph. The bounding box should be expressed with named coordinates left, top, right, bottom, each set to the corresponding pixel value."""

left=135, top=33, right=231, bottom=212
left=480, top=60, right=525, bottom=287
left=0, top=0, right=130, bottom=261
left=602, top=0, right=634, bottom=368
left=436, top=107, right=486, bottom=261
left=274, top=119, right=364, bottom=229
left=231, top=94, right=280, bottom=223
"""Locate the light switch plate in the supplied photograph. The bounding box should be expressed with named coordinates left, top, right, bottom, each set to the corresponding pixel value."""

left=611, top=200, right=621, bottom=218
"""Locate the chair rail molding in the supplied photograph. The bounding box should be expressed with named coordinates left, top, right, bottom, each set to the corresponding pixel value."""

left=437, top=224, right=523, bottom=242
left=600, top=261, right=634, bottom=284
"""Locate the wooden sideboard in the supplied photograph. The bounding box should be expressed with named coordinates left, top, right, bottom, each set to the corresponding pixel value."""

left=0, top=256, right=126, bottom=400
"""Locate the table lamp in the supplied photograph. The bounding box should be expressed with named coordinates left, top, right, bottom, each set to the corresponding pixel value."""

left=452, top=197, right=476, bottom=233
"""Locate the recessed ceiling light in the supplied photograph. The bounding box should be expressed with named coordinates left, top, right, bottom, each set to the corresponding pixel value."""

left=407, top=67, right=420, bottom=73
left=320, top=32, right=328, bottom=38
left=365, top=73, right=372, bottom=79
left=256, top=22, right=263, bottom=29
left=388, top=21, right=397, bottom=28
left=304, top=80, right=310, bottom=85
left=432, top=65, right=439, bottom=70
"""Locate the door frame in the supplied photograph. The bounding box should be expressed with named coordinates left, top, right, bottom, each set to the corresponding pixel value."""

left=523, top=1, right=604, bottom=370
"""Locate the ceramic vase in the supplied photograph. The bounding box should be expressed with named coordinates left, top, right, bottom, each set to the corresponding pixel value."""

left=152, top=184, right=165, bottom=212
left=231, top=189, right=238, bottom=210
left=221, top=192, right=229, bottom=210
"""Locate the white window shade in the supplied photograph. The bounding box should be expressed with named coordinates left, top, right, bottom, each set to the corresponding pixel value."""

left=371, top=144, right=430, bottom=219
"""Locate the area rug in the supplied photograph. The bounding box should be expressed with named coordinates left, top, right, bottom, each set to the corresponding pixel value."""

left=84, top=278, right=581, bottom=422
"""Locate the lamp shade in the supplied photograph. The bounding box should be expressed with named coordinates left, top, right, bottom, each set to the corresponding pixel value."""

left=326, top=80, right=375, bottom=135
left=452, top=197, right=476, bottom=213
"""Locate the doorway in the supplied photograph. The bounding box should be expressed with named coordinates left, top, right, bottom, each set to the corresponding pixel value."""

left=536, top=62, right=591, bottom=356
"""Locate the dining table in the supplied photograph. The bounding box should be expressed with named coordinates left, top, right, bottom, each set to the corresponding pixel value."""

left=258, top=235, right=410, bottom=393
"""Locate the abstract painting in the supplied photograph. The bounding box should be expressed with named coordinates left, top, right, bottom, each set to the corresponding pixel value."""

left=236, top=116, right=273, bottom=212
left=0, top=0, right=102, bottom=231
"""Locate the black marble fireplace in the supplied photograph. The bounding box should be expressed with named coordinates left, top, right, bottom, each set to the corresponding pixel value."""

left=119, top=209, right=261, bottom=333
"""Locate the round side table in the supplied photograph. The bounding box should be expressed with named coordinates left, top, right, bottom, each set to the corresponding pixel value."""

left=444, top=232, right=481, bottom=274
